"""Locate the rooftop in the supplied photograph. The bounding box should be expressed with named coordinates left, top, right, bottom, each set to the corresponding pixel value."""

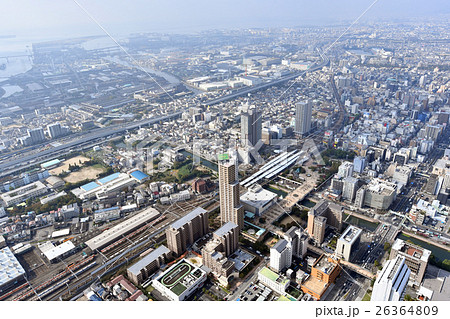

left=97, top=172, right=121, bottom=185
left=392, top=238, right=431, bottom=262
left=156, top=259, right=206, bottom=296
left=338, top=225, right=362, bottom=245
left=170, top=207, right=207, bottom=230
left=214, top=221, right=238, bottom=238
left=81, top=181, right=101, bottom=192
left=240, top=184, right=277, bottom=208
left=41, top=159, right=61, bottom=168
left=259, top=267, right=290, bottom=285
left=0, top=247, right=25, bottom=287
left=272, top=238, right=289, bottom=253
left=86, top=208, right=159, bottom=250
left=127, top=245, right=170, bottom=276
left=313, top=254, right=339, bottom=275
left=130, top=170, right=149, bottom=182
left=39, top=241, right=76, bottom=261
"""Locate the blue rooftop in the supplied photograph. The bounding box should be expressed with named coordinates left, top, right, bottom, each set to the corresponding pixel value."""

left=81, top=181, right=101, bottom=192
left=130, top=170, right=149, bottom=182
left=98, top=172, right=120, bottom=185
left=245, top=212, right=255, bottom=219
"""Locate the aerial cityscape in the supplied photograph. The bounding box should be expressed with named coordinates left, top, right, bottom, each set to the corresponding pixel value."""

left=0, top=1, right=449, bottom=310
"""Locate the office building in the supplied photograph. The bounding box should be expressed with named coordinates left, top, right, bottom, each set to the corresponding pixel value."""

left=270, top=226, right=308, bottom=273
left=295, top=100, right=312, bottom=136
left=307, top=201, right=344, bottom=244
left=342, top=177, right=359, bottom=202
left=337, top=161, right=354, bottom=178
left=371, top=256, right=411, bottom=301
left=301, top=254, right=341, bottom=300
left=353, top=156, right=367, bottom=174
left=202, top=222, right=239, bottom=279
left=166, top=207, right=209, bottom=256
left=356, top=179, right=397, bottom=210
left=335, top=226, right=362, bottom=261
left=241, top=106, right=262, bottom=147
left=390, top=239, right=431, bottom=287
left=218, top=159, right=244, bottom=230
left=127, top=245, right=170, bottom=285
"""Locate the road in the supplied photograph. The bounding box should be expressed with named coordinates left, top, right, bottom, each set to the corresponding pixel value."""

left=0, top=112, right=182, bottom=178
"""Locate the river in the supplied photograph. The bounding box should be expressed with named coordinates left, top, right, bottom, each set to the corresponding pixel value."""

left=397, top=232, right=450, bottom=263
left=343, top=213, right=379, bottom=232
left=106, top=55, right=181, bottom=86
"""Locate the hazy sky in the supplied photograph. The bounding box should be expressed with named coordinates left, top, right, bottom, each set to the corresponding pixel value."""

left=1, top=0, right=449, bottom=39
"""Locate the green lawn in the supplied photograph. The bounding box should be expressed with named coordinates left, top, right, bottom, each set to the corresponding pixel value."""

left=362, top=290, right=372, bottom=301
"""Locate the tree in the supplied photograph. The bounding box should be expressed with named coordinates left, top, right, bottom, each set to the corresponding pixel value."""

left=383, top=242, right=391, bottom=251
left=374, top=260, right=380, bottom=267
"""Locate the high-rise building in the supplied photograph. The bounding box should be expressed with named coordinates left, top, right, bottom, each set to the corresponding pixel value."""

left=202, top=222, right=239, bottom=278
left=390, top=239, right=431, bottom=287
left=28, top=128, right=46, bottom=144
left=371, top=256, right=411, bottom=301
left=218, top=159, right=244, bottom=230
left=20, top=128, right=46, bottom=146
left=357, top=179, right=397, bottom=210
left=270, top=226, right=308, bottom=273
left=241, top=107, right=262, bottom=147
left=307, top=201, right=343, bottom=244
left=335, top=226, right=362, bottom=261
left=312, top=216, right=327, bottom=244
left=342, top=177, right=359, bottom=202
left=284, top=226, right=308, bottom=259
left=337, top=161, right=354, bottom=178
left=165, top=207, right=209, bottom=256
left=127, top=245, right=170, bottom=285
left=353, top=156, right=367, bottom=174
left=295, top=100, right=312, bottom=136
left=47, top=123, right=63, bottom=139
left=47, top=123, right=69, bottom=139
left=270, top=239, right=292, bottom=273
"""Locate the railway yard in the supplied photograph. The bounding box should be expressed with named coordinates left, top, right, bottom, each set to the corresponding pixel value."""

left=0, top=194, right=217, bottom=301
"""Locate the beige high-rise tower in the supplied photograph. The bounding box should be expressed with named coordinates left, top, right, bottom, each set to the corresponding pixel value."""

left=218, top=159, right=244, bottom=230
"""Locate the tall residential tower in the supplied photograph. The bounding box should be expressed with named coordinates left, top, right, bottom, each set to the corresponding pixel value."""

left=295, top=100, right=312, bottom=136
left=218, top=158, right=244, bottom=230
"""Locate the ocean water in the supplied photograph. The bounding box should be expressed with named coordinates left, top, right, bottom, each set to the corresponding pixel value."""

left=0, top=36, right=34, bottom=82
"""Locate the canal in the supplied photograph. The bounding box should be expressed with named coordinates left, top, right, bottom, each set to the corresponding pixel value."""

left=262, top=184, right=288, bottom=197
left=343, top=213, right=379, bottom=232
left=397, top=232, right=450, bottom=263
